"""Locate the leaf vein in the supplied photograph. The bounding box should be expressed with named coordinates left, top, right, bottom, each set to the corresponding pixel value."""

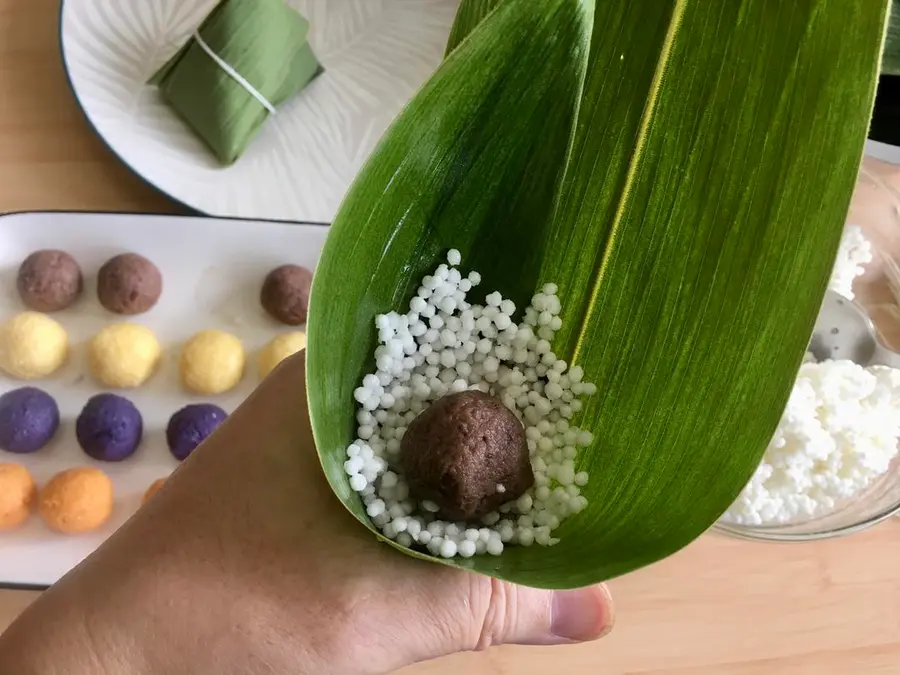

left=571, top=0, right=689, bottom=364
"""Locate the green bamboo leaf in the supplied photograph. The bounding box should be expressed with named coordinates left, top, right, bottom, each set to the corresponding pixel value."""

left=148, top=0, right=322, bottom=165
left=307, top=0, right=889, bottom=589
left=444, top=0, right=504, bottom=55
left=883, top=0, right=900, bottom=74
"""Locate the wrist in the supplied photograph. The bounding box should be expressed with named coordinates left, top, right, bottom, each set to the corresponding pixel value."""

left=0, top=527, right=346, bottom=675
left=0, top=572, right=145, bottom=675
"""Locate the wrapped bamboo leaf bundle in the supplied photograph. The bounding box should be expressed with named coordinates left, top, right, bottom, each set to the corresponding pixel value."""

left=149, top=0, right=323, bottom=165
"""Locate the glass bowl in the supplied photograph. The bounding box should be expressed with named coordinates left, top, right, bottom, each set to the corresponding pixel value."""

left=714, top=152, right=900, bottom=541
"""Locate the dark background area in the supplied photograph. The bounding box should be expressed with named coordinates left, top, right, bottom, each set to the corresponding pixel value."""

left=870, top=75, right=900, bottom=146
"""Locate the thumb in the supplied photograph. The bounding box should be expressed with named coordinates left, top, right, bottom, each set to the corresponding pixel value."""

left=364, top=565, right=614, bottom=669
left=372, top=571, right=614, bottom=669
left=462, top=578, right=615, bottom=650
left=341, top=571, right=615, bottom=673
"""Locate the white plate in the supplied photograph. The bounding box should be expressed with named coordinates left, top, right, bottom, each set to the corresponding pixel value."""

left=865, top=139, right=900, bottom=166
left=0, top=211, right=327, bottom=588
left=59, top=0, right=458, bottom=223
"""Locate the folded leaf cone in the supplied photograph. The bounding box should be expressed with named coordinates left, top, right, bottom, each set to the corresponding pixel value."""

left=149, top=0, right=323, bottom=165
left=307, top=0, right=890, bottom=589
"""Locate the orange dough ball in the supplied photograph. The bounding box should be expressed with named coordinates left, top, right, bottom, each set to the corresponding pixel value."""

left=0, top=463, right=36, bottom=530
left=39, top=467, right=114, bottom=534
left=142, top=477, right=167, bottom=505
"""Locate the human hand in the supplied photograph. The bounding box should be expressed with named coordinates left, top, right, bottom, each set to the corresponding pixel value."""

left=0, top=352, right=614, bottom=675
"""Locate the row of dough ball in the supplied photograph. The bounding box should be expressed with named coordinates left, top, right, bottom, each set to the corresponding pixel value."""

left=18, top=250, right=162, bottom=315
left=0, top=463, right=167, bottom=534
left=0, top=386, right=227, bottom=463
left=0, top=311, right=306, bottom=393
left=18, top=249, right=312, bottom=328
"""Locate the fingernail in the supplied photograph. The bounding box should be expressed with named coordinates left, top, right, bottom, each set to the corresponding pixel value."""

left=550, top=586, right=614, bottom=642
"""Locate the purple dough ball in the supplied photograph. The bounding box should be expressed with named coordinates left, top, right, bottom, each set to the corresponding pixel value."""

left=0, top=387, right=60, bottom=454
left=76, top=393, right=143, bottom=462
left=166, top=403, right=227, bottom=461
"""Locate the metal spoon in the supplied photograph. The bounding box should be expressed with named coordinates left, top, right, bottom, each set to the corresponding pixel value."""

left=809, top=289, right=900, bottom=368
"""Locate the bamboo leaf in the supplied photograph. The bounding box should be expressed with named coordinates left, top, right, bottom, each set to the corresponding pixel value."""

left=883, top=0, right=900, bottom=75
left=148, top=0, right=323, bottom=165
left=307, top=0, right=889, bottom=589
left=444, top=0, right=504, bottom=55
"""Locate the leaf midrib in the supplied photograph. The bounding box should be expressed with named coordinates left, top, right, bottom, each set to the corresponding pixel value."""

left=570, top=0, right=689, bottom=364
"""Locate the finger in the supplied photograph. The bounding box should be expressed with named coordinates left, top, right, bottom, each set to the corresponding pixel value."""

left=470, top=579, right=615, bottom=648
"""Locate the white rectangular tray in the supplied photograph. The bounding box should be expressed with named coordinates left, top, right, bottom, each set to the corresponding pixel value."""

left=0, top=211, right=328, bottom=588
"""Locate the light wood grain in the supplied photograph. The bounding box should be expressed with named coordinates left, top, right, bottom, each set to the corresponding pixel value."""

left=2, top=1, right=900, bottom=673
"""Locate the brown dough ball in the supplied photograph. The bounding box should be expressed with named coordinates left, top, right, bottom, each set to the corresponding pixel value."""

left=400, top=391, right=533, bottom=522
left=16, top=249, right=83, bottom=312
left=260, top=264, right=312, bottom=325
left=97, top=253, right=162, bottom=315
left=0, top=463, right=36, bottom=530
left=39, top=467, right=114, bottom=534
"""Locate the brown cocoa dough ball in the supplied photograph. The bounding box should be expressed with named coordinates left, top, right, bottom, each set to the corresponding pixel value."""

left=97, top=253, right=162, bottom=315
left=400, top=391, right=533, bottom=522
left=16, top=249, right=83, bottom=312
left=260, top=264, right=312, bottom=325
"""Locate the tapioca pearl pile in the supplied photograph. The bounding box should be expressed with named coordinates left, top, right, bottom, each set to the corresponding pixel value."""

left=721, top=360, right=900, bottom=526
left=343, top=250, right=598, bottom=558
left=827, top=225, right=872, bottom=302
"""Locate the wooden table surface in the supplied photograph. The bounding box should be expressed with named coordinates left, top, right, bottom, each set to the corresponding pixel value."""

left=3, top=1, right=900, bottom=673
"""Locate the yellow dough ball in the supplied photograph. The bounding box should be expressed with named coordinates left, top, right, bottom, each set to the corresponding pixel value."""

left=0, top=311, right=68, bottom=379
left=39, top=467, right=113, bottom=534
left=258, top=331, right=306, bottom=379
left=88, top=322, right=162, bottom=388
left=0, top=463, right=36, bottom=530
left=179, top=329, right=245, bottom=394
